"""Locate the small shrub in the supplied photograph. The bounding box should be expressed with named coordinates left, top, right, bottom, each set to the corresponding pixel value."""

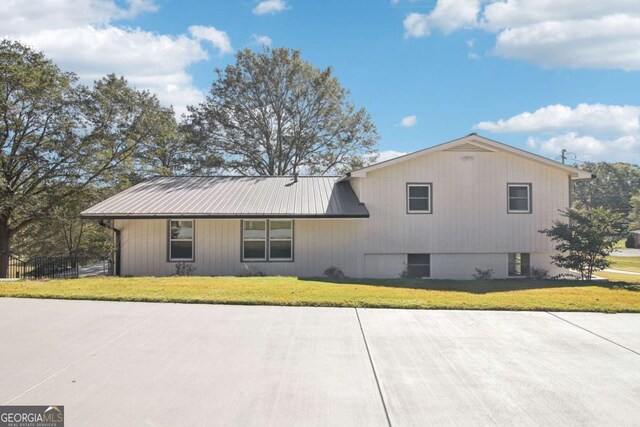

left=240, top=263, right=266, bottom=277
left=626, top=234, right=636, bottom=248
left=323, top=266, right=345, bottom=279
left=529, top=267, right=550, bottom=280
left=175, top=262, right=196, bottom=276
left=473, top=268, right=494, bottom=280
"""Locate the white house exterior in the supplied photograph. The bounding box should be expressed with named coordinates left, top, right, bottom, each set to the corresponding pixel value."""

left=82, top=134, right=592, bottom=279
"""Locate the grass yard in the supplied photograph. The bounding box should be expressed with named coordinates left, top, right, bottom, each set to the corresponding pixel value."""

left=1, top=276, right=639, bottom=312
left=609, top=256, right=640, bottom=273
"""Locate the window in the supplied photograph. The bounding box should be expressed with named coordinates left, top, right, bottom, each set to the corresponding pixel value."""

left=243, top=220, right=267, bottom=261
left=407, top=184, right=432, bottom=213
left=242, top=220, right=294, bottom=261
left=407, top=254, right=430, bottom=278
left=508, top=184, right=531, bottom=213
left=269, top=220, right=293, bottom=261
left=169, top=220, right=194, bottom=261
left=508, top=253, right=530, bottom=277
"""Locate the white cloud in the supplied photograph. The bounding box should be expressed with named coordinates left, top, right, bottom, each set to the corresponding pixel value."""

left=189, top=25, right=233, bottom=55
left=376, top=150, right=408, bottom=162
left=404, top=0, right=481, bottom=37
left=527, top=133, right=640, bottom=162
left=398, top=115, right=418, bottom=127
left=477, top=103, right=640, bottom=162
left=403, top=0, right=640, bottom=70
left=475, top=104, right=640, bottom=135
left=1, top=0, right=233, bottom=115
left=252, top=0, right=288, bottom=15
left=251, top=34, right=273, bottom=47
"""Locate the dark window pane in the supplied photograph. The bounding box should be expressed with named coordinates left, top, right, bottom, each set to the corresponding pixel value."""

left=270, top=221, right=292, bottom=239
left=408, top=254, right=430, bottom=265
left=270, top=241, right=292, bottom=259
left=171, top=241, right=192, bottom=260
left=407, top=254, right=430, bottom=278
left=244, top=241, right=265, bottom=259
left=409, top=198, right=430, bottom=211
left=409, top=185, right=429, bottom=198
left=509, top=198, right=529, bottom=211
left=509, top=186, right=529, bottom=198
left=508, top=253, right=530, bottom=276
left=170, top=220, right=193, bottom=239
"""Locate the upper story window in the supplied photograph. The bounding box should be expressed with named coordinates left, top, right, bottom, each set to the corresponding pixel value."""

left=169, top=220, right=194, bottom=261
left=407, top=183, right=432, bottom=214
left=507, top=184, right=532, bottom=214
left=242, top=220, right=294, bottom=262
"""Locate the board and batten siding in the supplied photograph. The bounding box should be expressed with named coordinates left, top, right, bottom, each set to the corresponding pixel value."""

left=358, top=150, right=569, bottom=255
left=115, top=148, right=572, bottom=278
left=115, top=218, right=366, bottom=277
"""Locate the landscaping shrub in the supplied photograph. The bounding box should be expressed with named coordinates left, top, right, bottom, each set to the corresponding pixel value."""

left=323, top=266, right=346, bottom=279
left=473, top=268, right=494, bottom=280
left=175, top=262, right=196, bottom=276
left=529, top=267, right=550, bottom=280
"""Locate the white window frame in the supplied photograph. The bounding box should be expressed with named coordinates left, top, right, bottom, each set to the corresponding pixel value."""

left=407, top=183, right=432, bottom=214
left=242, top=220, right=267, bottom=262
left=269, top=220, right=293, bottom=261
left=168, top=219, right=194, bottom=262
left=507, top=183, right=532, bottom=214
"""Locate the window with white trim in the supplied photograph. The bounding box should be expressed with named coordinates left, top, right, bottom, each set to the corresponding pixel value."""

left=407, top=183, right=432, bottom=213
left=169, top=220, right=194, bottom=261
left=508, top=253, right=530, bottom=277
left=269, top=220, right=293, bottom=261
left=243, top=220, right=267, bottom=261
left=508, top=184, right=531, bottom=213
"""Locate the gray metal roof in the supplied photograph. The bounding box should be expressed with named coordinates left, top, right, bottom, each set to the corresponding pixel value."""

left=81, top=176, right=369, bottom=218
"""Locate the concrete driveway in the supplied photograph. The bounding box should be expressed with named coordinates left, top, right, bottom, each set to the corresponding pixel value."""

left=1, top=299, right=639, bottom=426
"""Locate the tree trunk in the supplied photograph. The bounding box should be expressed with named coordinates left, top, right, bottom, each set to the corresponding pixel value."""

left=0, top=218, right=11, bottom=279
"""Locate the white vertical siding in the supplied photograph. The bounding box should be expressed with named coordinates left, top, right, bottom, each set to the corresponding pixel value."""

left=115, top=148, right=572, bottom=279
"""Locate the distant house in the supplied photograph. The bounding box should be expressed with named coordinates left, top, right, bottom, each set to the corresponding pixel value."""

left=82, top=134, right=592, bottom=279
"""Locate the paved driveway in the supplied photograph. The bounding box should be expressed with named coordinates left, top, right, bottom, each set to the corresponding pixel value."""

left=1, top=299, right=639, bottom=426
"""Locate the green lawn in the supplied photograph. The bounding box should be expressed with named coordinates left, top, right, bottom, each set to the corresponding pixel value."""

left=609, top=256, right=640, bottom=273
left=1, top=276, right=639, bottom=313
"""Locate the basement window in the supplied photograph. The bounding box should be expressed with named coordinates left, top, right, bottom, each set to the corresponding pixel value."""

left=508, top=253, right=530, bottom=277
left=169, top=220, right=194, bottom=261
left=407, top=254, right=430, bottom=278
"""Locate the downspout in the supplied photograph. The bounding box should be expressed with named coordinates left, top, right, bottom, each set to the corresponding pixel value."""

left=99, top=219, right=121, bottom=277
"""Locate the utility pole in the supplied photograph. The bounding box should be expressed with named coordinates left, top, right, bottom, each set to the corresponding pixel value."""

left=561, top=148, right=567, bottom=164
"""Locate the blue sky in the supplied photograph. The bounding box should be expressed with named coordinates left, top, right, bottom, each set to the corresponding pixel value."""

left=3, top=0, right=640, bottom=164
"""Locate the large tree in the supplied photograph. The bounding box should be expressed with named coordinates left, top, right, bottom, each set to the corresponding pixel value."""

left=186, top=48, right=378, bottom=175
left=0, top=41, right=169, bottom=276
left=572, top=162, right=640, bottom=216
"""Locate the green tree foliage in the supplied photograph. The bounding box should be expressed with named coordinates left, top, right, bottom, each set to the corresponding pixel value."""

left=0, top=41, right=171, bottom=275
left=629, top=194, right=640, bottom=231
left=540, top=207, right=626, bottom=280
left=186, top=48, right=378, bottom=175
left=572, top=162, right=640, bottom=216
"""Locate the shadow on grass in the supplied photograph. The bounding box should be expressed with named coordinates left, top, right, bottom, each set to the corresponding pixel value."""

left=299, top=277, right=640, bottom=294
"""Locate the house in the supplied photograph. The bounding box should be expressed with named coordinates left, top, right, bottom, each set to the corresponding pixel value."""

left=81, top=134, right=593, bottom=279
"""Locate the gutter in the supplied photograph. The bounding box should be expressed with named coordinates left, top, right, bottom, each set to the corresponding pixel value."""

left=98, top=219, right=121, bottom=277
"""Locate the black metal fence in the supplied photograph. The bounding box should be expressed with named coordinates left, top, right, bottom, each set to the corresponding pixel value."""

left=0, top=251, right=113, bottom=280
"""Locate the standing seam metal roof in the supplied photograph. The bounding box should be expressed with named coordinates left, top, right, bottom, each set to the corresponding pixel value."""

left=81, top=176, right=369, bottom=218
